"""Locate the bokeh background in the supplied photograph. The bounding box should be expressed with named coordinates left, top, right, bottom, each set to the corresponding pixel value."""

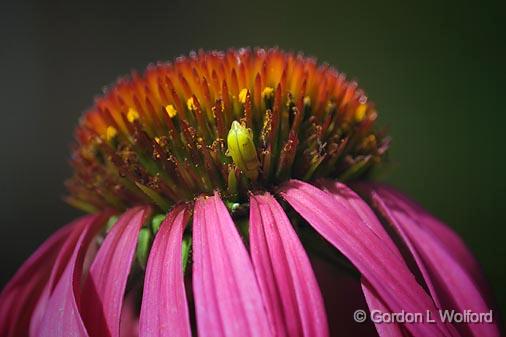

left=1, top=0, right=505, bottom=322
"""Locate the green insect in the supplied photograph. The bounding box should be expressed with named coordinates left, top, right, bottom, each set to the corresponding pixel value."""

left=227, top=121, right=260, bottom=181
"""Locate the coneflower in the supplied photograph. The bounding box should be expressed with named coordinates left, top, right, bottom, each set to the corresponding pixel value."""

left=0, top=48, right=499, bottom=337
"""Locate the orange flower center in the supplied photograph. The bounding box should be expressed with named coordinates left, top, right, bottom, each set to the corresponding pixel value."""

left=66, top=48, right=388, bottom=212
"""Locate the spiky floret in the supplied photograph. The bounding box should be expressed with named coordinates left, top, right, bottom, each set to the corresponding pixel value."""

left=66, top=48, right=389, bottom=212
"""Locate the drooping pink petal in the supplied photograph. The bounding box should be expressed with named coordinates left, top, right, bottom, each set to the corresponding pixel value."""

left=279, top=179, right=454, bottom=337
left=0, top=224, right=72, bottom=337
left=30, top=215, right=107, bottom=336
left=362, top=183, right=489, bottom=299
left=36, top=213, right=108, bottom=337
left=249, top=193, right=328, bottom=337
left=139, top=205, right=191, bottom=337
left=317, top=180, right=402, bottom=261
left=81, top=206, right=149, bottom=337
left=361, top=278, right=404, bottom=337
left=422, top=214, right=489, bottom=297
left=365, top=184, right=500, bottom=337
left=192, top=193, right=272, bottom=337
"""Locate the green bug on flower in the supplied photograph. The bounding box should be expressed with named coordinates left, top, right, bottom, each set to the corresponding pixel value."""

left=227, top=120, right=260, bottom=181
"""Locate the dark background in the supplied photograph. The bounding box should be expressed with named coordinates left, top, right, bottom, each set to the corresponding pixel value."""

left=1, top=0, right=505, bottom=321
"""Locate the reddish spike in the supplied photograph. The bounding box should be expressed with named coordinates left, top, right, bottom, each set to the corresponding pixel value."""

left=213, top=99, right=226, bottom=139
left=291, top=104, right=304, bottom=137
left=239, top=62, right=247, bottom=88
left=132, top=95, right=146, bottom=116
left=198, top=56, right=211, bottom=82
left=244, top=90, right=253, bottom=129
left=164, top=75, right=176, bottom=93
left=157, top=80, right=169, bottom=103
left=315, top=78, right=329, bottom=119
left=276, top=130, right=299, bottom=179
left=261, top=60, right=268, bottom=86
left=179, top=121, right=200, bottom=163
left=261, top=146, right=272, bottom=181
left=267, top=86, right=281, bottom=149
left=191, top=67, right=201, bottom=86
left=211, top=70, right=221, bottom=95
left=280, top=69, right=287, bottom=93
left=201, top=76, right=212, bottom=107
left=119, top=110, right=136, bottom=137
left=190, top=95, right=209, bottom=140
left=170, top=89, right=185, bottom=121
left=221, top=80, right=231, bottom=127
left=254, top=73, right=262, bottom=110
left=217, top=62, right=226, bottom=86
left=178, top=72, right=193, bottom=98
left=145, top=97, right=164, bottom=134
left=230, top=68, right=239, bottom=97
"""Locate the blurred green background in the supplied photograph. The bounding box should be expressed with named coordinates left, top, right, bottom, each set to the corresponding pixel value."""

left=1, top=0, right=504, bottom=322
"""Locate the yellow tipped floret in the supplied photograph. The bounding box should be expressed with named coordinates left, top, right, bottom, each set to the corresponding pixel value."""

left=165, top=104, right=177, bottom=118
left=239, top=88, right=248, bottom=104
left=227, top=121, right=259, bottom=180
left=106, top=126, right=118, bottom=141
left=262, top=87, right=274, bottom=98
left=187, top=97, right=196, bottom=111
left=127, top=108, right=139, bottom=123
left=355, top=104, right=367, bottom=122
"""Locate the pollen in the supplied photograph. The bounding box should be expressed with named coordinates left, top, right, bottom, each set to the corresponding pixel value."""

left=239, top=88, right=248, bottom=104
left=127, top=108, right=139, bottom=123
left=355, top=104, right=367, bottom=122
left=106, top=126, right=118, bottom=141
left=187, top=97, right=197, bottom=111
left=165, top=104, right=177, bottom=118
left=262, top=87, right=274, bottom=99
left=66, top=48, right=389, bottom=212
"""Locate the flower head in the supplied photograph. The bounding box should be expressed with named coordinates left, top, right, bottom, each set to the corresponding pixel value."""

left=0, top=48, right=499, bottom=337
left=65, top=48, right=388, bottom=212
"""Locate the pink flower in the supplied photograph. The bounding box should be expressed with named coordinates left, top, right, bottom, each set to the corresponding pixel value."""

left=0, top=48, right=499, bottom=337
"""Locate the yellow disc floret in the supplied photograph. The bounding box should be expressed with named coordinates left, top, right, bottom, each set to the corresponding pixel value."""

left=165, top=104, right=177, bottom=118
left=127, top=108, right=139, bottom=123
left=106, top=126, right=118, bottom=142
left=239, top=88, right=248, bottom=104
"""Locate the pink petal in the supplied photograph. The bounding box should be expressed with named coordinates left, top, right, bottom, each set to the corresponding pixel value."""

left=36, top=214, right=108, bottom=337
left=139, top=205, right=191, bottom=337
left=279, top=180, right=454, bottom=337
left=365, top=184, right=489, bottom=299
left=249, top=193, right=328, bottom=337
left=361, top=278, right=404, bottom=337
left=366, top=184, right=500, bottom=337
left=192, top=193, right=272, bottom=337
left=30, top=215, right=105, bottom=335
left=317, top=180, right=402, bottom=261
left=423, top=215, right=489, bottom=297
left=0, top=224, right=72, bottom=337
left=81, top=207, right=149, bottom=337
